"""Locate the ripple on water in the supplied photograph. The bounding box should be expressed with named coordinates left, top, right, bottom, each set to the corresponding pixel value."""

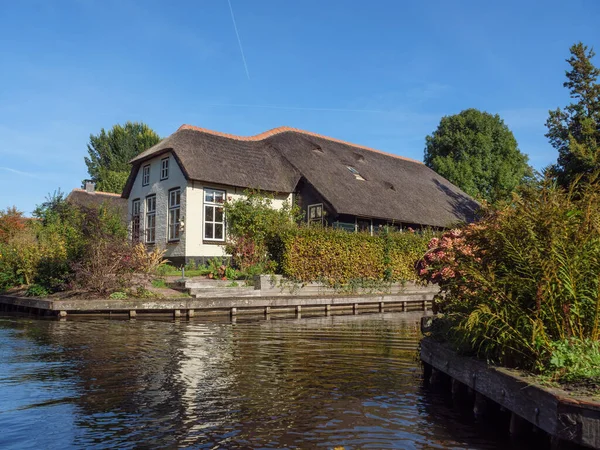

left=0, top=312, right=516, bottom=449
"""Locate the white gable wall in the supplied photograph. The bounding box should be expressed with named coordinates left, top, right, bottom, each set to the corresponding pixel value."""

left=128, top=152, right=187, bottom=260
left=127, top=156, right=293, bottom=263
left=185, top=181, right=293, bottom=259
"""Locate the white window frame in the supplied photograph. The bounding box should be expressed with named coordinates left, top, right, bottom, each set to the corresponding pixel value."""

left=203, top=188, right=226, bottom=242
left=131, top=199, right=141, bottom=242
left=145, top=195, right=156, bottom=244
left=168, top=188, right=181, bottom=241
left=142, top=165, right=150, bottom=186
left=160, top=157, right=169, bottom=180
left=308, top=203, right=324, bottom=225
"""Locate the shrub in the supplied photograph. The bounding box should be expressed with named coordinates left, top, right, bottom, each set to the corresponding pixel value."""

left=224, top=191, right=301, bottom=271
left=109, top=291, right=127, bottom=300
left=282, top=226, right=433, bottom=286
left=418, top=175, right=600, bottom=373
left=0, top=206, right=26, bottom=244
left=25, top=284, right=50, bottom=297
left=131, top=243, right=167, bottom=278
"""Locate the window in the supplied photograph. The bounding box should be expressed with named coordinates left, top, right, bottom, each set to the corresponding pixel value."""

left=168, top=188, right=181, bottom=241
left=145, top=195, right=156, bottom=243
left=131, top=199, right=141, bottom=242
left=347, top=166, right=365, bottom=181
left=204, top=188, right=225, bottom=241
left=160, top=157, right=169, bottom=180
left=142, top=165, right=150, bottom=186
left=308, top=203, right=324, bottom=225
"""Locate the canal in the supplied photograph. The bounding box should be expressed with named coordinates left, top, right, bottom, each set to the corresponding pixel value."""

left=0, top=312, right=528, bottom=449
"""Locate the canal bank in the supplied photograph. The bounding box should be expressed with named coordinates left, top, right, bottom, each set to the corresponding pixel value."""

left=0, top=289, right=436, bottom=319
left=420, top=336, right=600, bottom=449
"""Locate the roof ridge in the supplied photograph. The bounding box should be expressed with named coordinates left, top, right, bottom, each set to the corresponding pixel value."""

left=177, top=124, right=423, bottom=164
left=71, top=188, right=123, bottom=197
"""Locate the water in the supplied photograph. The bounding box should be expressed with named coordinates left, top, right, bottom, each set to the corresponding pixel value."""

left=0, top=312, right=519, bottom=449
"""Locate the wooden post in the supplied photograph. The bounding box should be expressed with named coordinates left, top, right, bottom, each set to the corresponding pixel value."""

left=325, top=304, right=331, bottom=316
left=423, top=300, right=427, bottom=311
left=423, top=362, right=432, bottom=385
left=295, top=305, right=301, bottom=315
left=353, top=303, right=358, bottom=314
left=230, top=307, right=237, bottom=317
left=58, top=310, right=67, bottom=318
left=129, top=310, right=137, bottom=319
left=187, top=309, right=194, bottom=318
left=173, top=309, right=181, bottom=319
left=509, top=412, right=529, bottom=437
left=402, top=301, right=407, bottom=312
left=264, top=306, right=270, bottom=316
left=473, top=392, right=488, bottom=419
left=379, top=302, right=384, bottom=313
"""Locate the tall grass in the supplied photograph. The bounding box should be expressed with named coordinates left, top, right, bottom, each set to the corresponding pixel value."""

left=420, top=175, right=600, bottom=374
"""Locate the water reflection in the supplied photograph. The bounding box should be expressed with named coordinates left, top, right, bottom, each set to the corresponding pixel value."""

left=0, top=313, right=519, bottom=449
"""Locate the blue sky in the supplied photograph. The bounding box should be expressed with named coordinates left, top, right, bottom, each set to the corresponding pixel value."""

left=1, top=0, right=598, bottom=214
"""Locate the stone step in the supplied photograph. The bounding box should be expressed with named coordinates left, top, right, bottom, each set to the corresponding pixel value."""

left=191, top=287, right=261, bottom=298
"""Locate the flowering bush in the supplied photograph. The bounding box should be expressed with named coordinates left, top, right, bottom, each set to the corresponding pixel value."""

left=418, top=176, right=600, bottom=375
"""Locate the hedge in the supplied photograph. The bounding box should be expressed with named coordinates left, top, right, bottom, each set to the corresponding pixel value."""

left=281, top=227, right=435, bottom=285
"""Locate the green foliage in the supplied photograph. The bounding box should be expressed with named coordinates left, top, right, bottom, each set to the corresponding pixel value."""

left=84, top=121, right=161, bottom=194
left=129, top=286, right=157, bottom=299
left=283, top=226, right=433, bottom=286
left=547, top=339, right=600, bottom=383
left=425, top=108, right=532, bottom=204
left=224, top=191, right=302, bottom=271
left=109, top=291, right=127, bottom=300
left=151, top=278, right=167, bottom=288
left=0, top=206, right=26, bottom=244
left=419, top=175, right=600, bottom=374
left=25, top=284, right=50, bottom=297
left=547, top=43, right=600, bottom=187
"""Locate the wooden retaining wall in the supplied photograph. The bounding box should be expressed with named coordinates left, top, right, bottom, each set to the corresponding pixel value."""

left=421, top=337, right=600, bottom=449
left=0, top=290, right=436, bottom=319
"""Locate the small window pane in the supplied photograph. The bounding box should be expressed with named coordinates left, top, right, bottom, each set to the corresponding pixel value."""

left=215, top=207, right=224, bottom=222
left=205, top=191, right=214, bottom=203
left=214, top=224, right=223, bottom=240
left=205, top=224, right=213, bottom=239
left=214, top=191, right=225, bottom=203
left=205, top=205, right=214, bottom=222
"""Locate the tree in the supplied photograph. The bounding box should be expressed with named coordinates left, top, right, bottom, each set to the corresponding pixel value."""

left=424, top=108, right=532, bottom=204
left=546, top=43, right=600, bottom=187
left=0, top=206, right=26, bottom=244
left=84, top=122, right=161, bottom=194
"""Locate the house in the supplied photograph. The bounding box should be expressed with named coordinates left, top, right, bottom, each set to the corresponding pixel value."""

left=122, top=125, right=479, bottom=266
left=67, top=182, right=128, bottom=221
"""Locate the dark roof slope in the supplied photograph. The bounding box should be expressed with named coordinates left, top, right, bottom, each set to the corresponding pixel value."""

left=127, top=127, right=301, bottom=194
left=124, top=125, right=479, bottom=228
left=67, top=189, right=128, bottom=220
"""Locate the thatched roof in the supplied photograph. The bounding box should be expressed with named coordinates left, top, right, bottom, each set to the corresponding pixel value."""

left=67, top=188, right=128, bottom=220
left=124, top=125, right=479, bottom=227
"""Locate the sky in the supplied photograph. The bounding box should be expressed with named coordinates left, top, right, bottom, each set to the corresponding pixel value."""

left=0, top=0, right=599, bottom=214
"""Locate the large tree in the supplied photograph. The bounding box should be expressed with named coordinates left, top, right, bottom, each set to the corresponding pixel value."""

left=547, top=43, right=600, bottom=187
left=84, top=122, right=161, bottom=194
left=424, top=108, right=532, bottom=204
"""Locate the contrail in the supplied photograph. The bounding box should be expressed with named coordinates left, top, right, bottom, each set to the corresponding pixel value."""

left=204, top=103, right=390, bottom=114
left=227, top=0, right=250, bottom=80
left=0, top=166, right=44, bottom=179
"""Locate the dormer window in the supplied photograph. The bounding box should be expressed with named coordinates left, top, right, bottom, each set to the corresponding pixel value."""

left=160, top=157, right=169, bottom=180
left=347, top=166, right=365, bottom=181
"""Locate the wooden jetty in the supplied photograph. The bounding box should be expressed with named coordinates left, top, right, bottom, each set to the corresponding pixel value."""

left=421, top=336, right=600, bottom=449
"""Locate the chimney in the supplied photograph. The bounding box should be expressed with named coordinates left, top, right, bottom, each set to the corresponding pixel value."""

left=85, top=181, right=95, bottom=193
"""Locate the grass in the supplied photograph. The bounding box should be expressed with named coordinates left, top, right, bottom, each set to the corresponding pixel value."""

left=151, top=278, right=167, bottom=288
